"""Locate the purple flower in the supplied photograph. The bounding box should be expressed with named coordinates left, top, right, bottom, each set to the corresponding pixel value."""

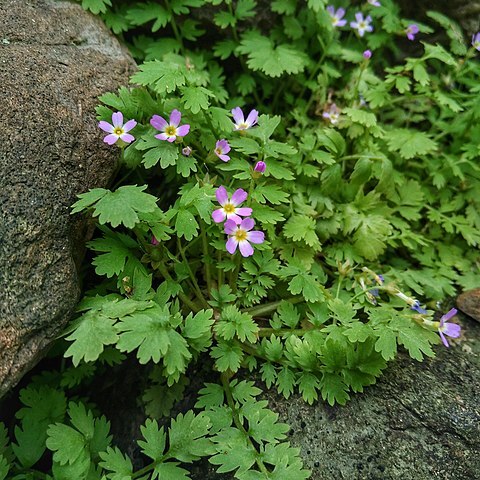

left=224, top=218, right=265, bottom=257
left=150, top=109, right=190, bottom=142
left=322, top=103, right=341, bottom=124
left=151, top=236, right=160, bottom=246
left=212, top=186, right=253, bottom=224
left=367, top=0, right=381, bottom=6
left=214, top=139, right=231, bottom=162
left=405, top=24, right=419, bottom=41
left=363, top=49, right=372, bottom=59
left=232, top=107, right=258, bottom=131
left=254, top=161, right=266, bottom=173
left=99, top=112, right=137, bottom=145
left=472, top=32, right=480, bottom=51
left=438, top=308, right=461, bottom=347
left=182, top=146, right=192, bottom=156
left=326, top=6, right=347, bottom=27
left=350, top=13, right=373, bottom=37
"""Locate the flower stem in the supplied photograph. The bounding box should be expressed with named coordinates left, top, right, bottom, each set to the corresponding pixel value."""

left=200, top=221, right=213, bottom=295
left=177, top=238, right=209, bottom=308
left=164, top=0, right=185, bottom=54
left=242, top=297, right=303, bottom=317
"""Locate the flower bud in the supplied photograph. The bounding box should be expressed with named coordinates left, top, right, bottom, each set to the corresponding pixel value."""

left=182, top=146, right=192, bottom=156
left=363, top=50, right=372, bottom=59
left=254, top=161, right=266, bottom=174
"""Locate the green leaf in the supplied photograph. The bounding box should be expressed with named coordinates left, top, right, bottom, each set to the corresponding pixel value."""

left=46, top=424, right=87, bottom=466
left=99, top=447, right=134, bottom=480
left=210, top=341, right=244, bottom=372
left=131, top=60, right=186, bottom=93
left=385, top=128, right=437, bottom=159
left=284, top=215, right=321, bottom=249
left=138, top=419, right=166, bottom=461
left=175, top=208, right=200, bottom=240
left=181, top=86, right=214, bottom=114
left=238, top=33, right=308, bottom=77
left=343, top=108, right=377, bottom=127
left=64, top=311, right=118, bottom=366
left=73, top=185, right=158, bottom=229
left=126, top=2, right=171, bottom=32
left=374, top=327, right=397, bottom=360
left=320, top=373, right=350, bottom=406
left=214, top=305, right=259, bottom=343
left=154, top=462, right=190, bottom=479
left=81, top=0, right=111, bottom=14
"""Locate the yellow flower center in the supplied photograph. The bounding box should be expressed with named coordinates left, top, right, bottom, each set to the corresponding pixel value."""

left=215, top=147, right=222, bottom=155
left=165, top=125, right=177, bottom=136
left=113, top=127, right=124, bottom=136
left=223, top=203, right=235, bottom=214
left=237, top=122, right=248, bottom=130
left=234, top=229, right=248, bottom=242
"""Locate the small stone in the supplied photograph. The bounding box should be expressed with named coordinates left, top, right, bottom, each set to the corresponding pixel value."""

left=457, top=288, right=480, bottom=322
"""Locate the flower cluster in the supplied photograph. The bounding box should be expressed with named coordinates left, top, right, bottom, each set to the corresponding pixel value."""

left=212, top=187, right=264, bottom=257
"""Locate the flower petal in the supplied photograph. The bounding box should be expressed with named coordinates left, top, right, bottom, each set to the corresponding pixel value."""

left=246, top=109, right=259, bottom=127
left=240, top=217, right=255, bottom=231
left=224, top=219, right=238, bottom=235
left=123, top=119, right=137, bottom=132
left=212, top=209, right=226, bottom=223
left=444, top=323, right=461, bottom=338
left=155, top=133, right=169, bottom=141
left=219, top=154, right=230, bottom=162
left=235, top=207, right=253, bottom=217
left=120, top=133, right=135, bottom=143
left=231, top=107, right=244, bottom=125
left=216, top=186, right=229, bottom=206
left=104, top=134, right=119, bottom=145
left=336, top=7, right=345, bottom=18
left=230, top=188, right=248, bottom=206
left=166, top=135, right=176, bottom=143
left=239, top=240, right=254, bottom=257
left=326, top=5, right=334, bottom=15
left=170, top=109, right=182, bottom=127
left=355, top=12, right=363, bottom=22
left=439, top=331, right=449, bottom=348
left=247, top=231, right=264, bottom=244
left=98, top=121, right=114, bottom=133
left=227, top=213, right=243, bottom=224
left=226, top=237, right=238, bottom=254
left=176, top=124, right=190, bottom=137
left=441, top=308, right=457, bottom=322
left=112, top=112, right=123, bottom=127
left=151, top=115, right=168, bottom=131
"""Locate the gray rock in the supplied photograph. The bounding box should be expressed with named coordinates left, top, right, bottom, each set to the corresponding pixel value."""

left=0, top=0, right=135, bottom=397
left=457, top=289, right=480, bottom=322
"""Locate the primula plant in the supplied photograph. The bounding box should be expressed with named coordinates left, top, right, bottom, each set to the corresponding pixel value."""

left=1, top=0, right=479, bottom=479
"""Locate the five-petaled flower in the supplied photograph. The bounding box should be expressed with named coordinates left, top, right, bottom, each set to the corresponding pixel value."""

left=350, top=13, right=373, bottom=37
left=472, top=32, right=480, bottom=51
left=232, top=107, right=258, bottom=131
left=212, top=186, right=253, bottom=224
left=224, top=218, right=265, bottom=257
left=405, top=24, right=419, bottom=41
left=99, top=112, right=137, bottom=145
left=150, top=109, right=190, bottom=142
left=214, top=139, right=231, bottom=162
left=438, top=308, right=461, bottom=347
left=322, top=104, right=341, bottom=124
left=326, top=6, right=347, bottom=27
left=367, top=0, right=381, bottom=6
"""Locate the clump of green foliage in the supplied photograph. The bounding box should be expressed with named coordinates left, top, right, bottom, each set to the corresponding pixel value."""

left=1, top=0, right=479, bottom=478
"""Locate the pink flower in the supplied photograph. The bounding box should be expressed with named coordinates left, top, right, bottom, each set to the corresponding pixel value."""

left=406, top=24, right=419, bottom=41
left=151, top=236, right=160, bottom=246
left=182, top=146, right=192, bottom=156
left=326, top=6, right=347, bottom=27
left=150, top=109, right=190, bottom=142
left=232, top=107, right=258, bottom=131
left=472, top=32, right=480, bottom=51
left=322, top=104, right=341, bottom=124
left=254, top=161, right=266, bottom=173
left=212, top=186, right=252, bottom=224
left=363, top=49, right=372, bottom=59
left=438, top=308, right=461, bottom=348
left=98, top=112, right=136, bottom=145
left=224, top=218, right=264, bottom=257
left=214, top=139, right=231, bottom=162
left=350, top=13, right=373, bottom=37
left=367, top=0, right=381, bottom=6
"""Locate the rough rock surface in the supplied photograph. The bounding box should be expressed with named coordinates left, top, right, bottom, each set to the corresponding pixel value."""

left=0, top=0, right=135, bottom=397
left=457, top=289, right=480, bottom=322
